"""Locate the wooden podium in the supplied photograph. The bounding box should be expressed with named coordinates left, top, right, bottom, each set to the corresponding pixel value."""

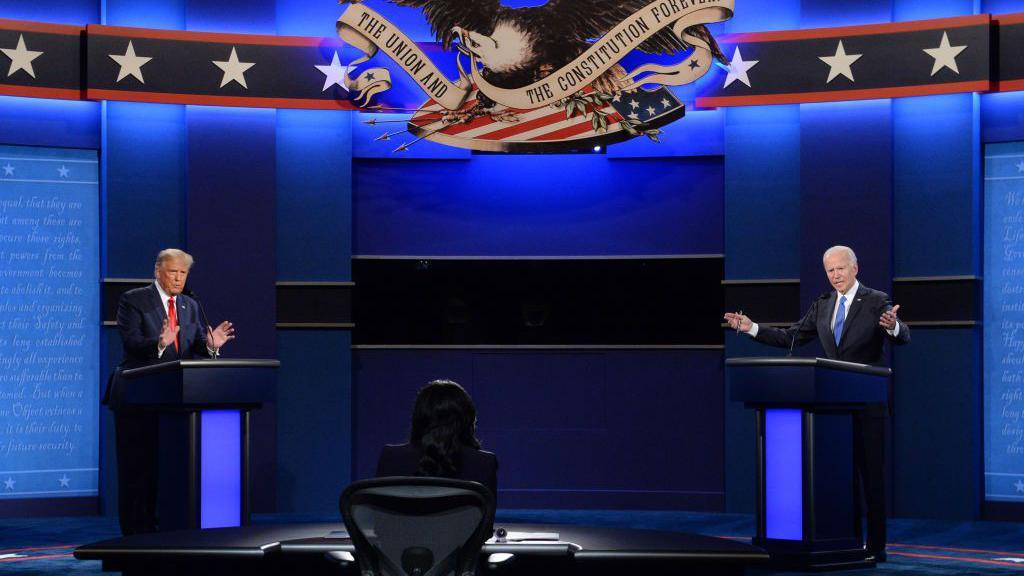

left=726, top=357, right=890, bottom=570
left=119, top=359, right=278, bottom=531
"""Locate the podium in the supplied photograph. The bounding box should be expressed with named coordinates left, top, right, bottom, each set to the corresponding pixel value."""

left=726, top=357, right=890, bottom=569
left=119, top=359, right=278, bottom=531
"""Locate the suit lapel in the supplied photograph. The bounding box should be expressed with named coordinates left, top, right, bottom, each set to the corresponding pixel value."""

left=821, top=292, right=839, bottom=358
left=147, top=284, right=166, bottom=320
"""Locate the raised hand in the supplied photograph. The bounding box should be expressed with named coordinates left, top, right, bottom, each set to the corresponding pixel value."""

left=724, top=311, right=753, bottom=333
left=159, top=318, right=179, bottom=348
left=207, top=320, right=236, bottom=350
left=879, top=304, right=900, bottom=330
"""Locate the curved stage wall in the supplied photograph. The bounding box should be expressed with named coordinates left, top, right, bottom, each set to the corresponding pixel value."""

left=0, top=0, right=1022, bottom=521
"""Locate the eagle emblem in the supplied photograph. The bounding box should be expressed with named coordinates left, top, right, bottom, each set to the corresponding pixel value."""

left=337, top=0, right=734, bottom=151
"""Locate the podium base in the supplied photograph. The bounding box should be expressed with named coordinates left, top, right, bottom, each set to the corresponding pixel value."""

left=755, top=539, right=875, bottom=572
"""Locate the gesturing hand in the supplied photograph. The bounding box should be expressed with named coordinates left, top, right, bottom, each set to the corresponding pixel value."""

left=723, top=312, right=753, bottom=333
left=159, top=318, right=179, bottom=348
left=208, top=321, right=236, bottom=350
left=879, top=304, right=900, bottom=330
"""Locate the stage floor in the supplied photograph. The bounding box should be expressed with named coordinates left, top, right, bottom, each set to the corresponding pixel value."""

left=3, top=510, right=1024, bottom=575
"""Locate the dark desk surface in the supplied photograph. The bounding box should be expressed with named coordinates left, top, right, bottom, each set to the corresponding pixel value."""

left=76, top=521, right=766, bottom=574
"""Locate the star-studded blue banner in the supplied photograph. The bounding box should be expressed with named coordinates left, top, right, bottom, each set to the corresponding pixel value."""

left=86, top=25, right=356, bottom=109
left=696, top=14, right=992, bottom=108
left=0, top=13, right=1022, bottom=110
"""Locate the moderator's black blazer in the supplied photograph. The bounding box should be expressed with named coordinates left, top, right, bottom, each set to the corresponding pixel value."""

left=104, top=283, right=211, bottom=409
left=754, top=283, right=910, bottom=366
left=376, top=443, right=499, bottom=500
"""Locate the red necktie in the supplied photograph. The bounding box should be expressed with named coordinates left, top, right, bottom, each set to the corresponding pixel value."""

left=167, top=296, right=179, bottom=352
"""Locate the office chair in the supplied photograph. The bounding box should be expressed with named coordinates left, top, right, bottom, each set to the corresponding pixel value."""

left=339, top=476, right=495, bottom=576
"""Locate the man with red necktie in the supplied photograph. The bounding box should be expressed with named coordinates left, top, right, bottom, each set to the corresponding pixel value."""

left=104, top=248, right=236, bottom=535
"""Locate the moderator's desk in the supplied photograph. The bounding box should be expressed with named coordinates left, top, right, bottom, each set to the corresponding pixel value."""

left=76, top=522, right=767, bottom=575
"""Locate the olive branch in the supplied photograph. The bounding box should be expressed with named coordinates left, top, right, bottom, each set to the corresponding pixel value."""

left=554, top=91, right=663, bottom=142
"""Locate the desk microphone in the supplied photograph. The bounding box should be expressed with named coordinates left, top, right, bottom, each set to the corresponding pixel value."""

left=182, top=287, right=212, bottom=337
left=788, top=292, right=830, bottom=357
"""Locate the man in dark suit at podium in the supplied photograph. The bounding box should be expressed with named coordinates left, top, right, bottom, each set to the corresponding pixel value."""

left=724, top=245, right=909, bottom=562
left=105, top=248, right=235, bottom=535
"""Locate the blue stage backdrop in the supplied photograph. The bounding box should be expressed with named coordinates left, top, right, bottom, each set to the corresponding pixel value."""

left=985, top=141, right=1024, bottom=503
left=0, top=145, right=99, bottom=501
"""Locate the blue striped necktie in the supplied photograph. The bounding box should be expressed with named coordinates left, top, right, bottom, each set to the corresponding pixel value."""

left=834, top=295, right=846, bottom=347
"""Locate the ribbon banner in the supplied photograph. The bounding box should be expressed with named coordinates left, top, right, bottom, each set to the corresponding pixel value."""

left=337, top=0, right=734, bottom=111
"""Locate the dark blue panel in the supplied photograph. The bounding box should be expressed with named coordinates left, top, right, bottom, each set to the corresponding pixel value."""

left=185, top=105, right=278, bottom=513
left=893, top=94, right=980, bottom=277
left=893, top=328, right=981, bottom=520
left=2, top=0, right=97, bottom=24
left=799, top=100, right=892, bottom=303
left=982, top=92, right=1024, bottom=145
left=100, top=328, right=122, bottom=516
left=353, top=155, right=723, bottom=256
left=723, top=0, right=799, bottom=33
left=800, top=0, right=890, bottom=28
left=276, top=110, right=353, bottom=280
left=353, top=349, right=724, bottom=509
left=723, top=105, right=801, bottom=279
left=983, top=0, right=1023, bottom=13
left=275, top=0, right=350, bottom=36
left=893, top=0, right=976, bottom=21
left=104, top=102, right=187, bottom=278
left=104, top=0, right=184, bottom=29
left=0, top=97, right=99, bottom=150
left=186, top=0, right=274, bottom=34
left=185, top=105, right=277, bottom=359
left=275, top=330, right=352, bottom=513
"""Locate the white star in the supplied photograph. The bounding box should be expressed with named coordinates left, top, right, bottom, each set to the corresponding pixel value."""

left=611, top=93, right=621, bottom=102
left=3, top=477, right=14, bottom=490
left=820, top=40, right=862, bottom=83
left=57, top=165, right=69, bottom=178
left=1, top=34, right=44, bottom=79
left=314, top=51, right=350, bottom=93
left=109, top=41, right=152, bottom=84
left=59, top=474, right=70, bottom=487
left=2, top=163, right=13, bottom=176
left=212, top=47, right=255, bottom=89
left=627, top=112, right=639, bottom=120
left=660, top=97, right=671, bottom=108
left=645, top=105, right=656, bottom=117
left=628, top=99, right=640, bottom=110
left=1016, top=479, right=1024, bottom=493
left=1016, top=160, right=1024, bottom=173
left=923, top=31, right=967, bottom=76
left=723, top=47, right=758, bottom=88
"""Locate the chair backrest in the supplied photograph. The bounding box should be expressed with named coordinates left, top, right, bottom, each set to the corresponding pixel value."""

left=340, top=476, right=495, bottom=576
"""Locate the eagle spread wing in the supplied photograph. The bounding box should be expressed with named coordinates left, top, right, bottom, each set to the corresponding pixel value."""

left=388, top=0, right=502, bottom=49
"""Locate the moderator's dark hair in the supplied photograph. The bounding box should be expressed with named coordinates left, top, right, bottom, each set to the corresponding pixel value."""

left=410, top=379, right=481, bottom=478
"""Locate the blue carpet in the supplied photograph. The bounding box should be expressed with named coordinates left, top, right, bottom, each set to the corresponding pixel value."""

left=4, top=510, right=1024, bottom=574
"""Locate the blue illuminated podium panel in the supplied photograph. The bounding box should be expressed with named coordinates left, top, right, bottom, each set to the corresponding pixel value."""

left=727, top=357, right=889, bottom=570
left=119, top=359, right=277, bottom=530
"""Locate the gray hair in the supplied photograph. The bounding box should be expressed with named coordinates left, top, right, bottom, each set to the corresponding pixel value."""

left=823, top=245, right=857, bottom=265
left=155, top=248, right=194, bottom=271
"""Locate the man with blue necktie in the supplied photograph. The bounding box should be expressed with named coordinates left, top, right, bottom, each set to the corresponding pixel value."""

left=724, top=245, right=910, bottom=562
left=105, top=248, right=236, bottom=535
